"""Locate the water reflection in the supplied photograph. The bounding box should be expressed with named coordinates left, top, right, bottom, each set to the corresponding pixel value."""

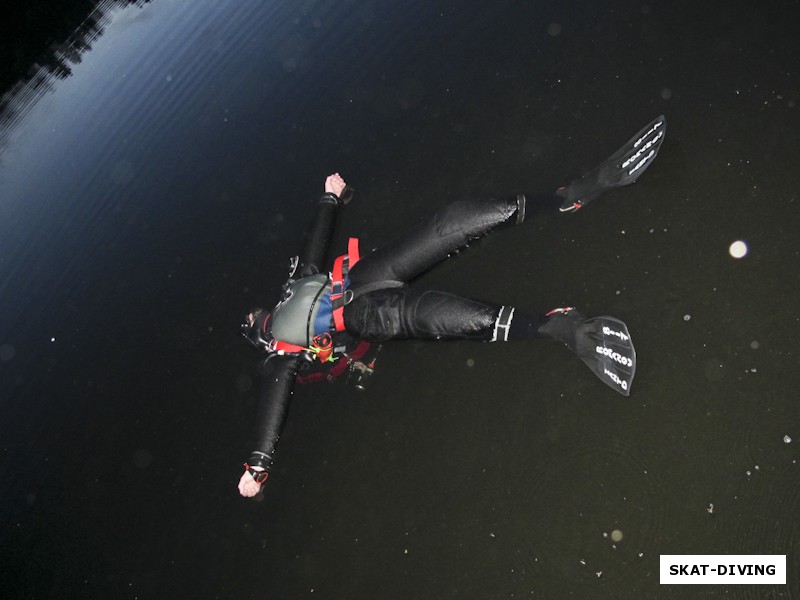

left=0, top=0, right=149, bottom=152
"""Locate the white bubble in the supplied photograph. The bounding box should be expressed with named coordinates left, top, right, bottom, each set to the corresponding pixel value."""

left=683, top=314, right=691, bottom=321
left=729, top=240, right=748, bottom=258
left=785, top=435, right=792, bottom=444
left=750, top=340, right=760, bottom=349
left=661, top=88, right=672, bottom=100
left=466, top=358, right=475, bottom=367
left=610, top=529, right=623, bottom=542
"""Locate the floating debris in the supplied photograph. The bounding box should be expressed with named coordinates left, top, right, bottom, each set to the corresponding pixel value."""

left=707, top=503, right=714, bottom=514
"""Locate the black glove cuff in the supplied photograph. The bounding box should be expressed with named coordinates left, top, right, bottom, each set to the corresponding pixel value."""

left=247, top=451, right=273, bottom=472
left=320, top=192, right=342, bottom=207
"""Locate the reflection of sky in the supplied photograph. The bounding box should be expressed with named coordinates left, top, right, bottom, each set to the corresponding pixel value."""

left=0, top=0, right=293, bottom=325
left=3, top=1, right=225, bottom=200
left=1, top=1, right=172, bottom=324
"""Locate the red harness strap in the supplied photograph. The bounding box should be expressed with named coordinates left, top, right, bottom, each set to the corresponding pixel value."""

left=272, top=340, right=306, bottom=354
left=331, top=237, right=360, bottom=331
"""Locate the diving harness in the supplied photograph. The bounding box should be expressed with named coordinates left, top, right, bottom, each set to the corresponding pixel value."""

left=242, top=238, right=385, bottom=387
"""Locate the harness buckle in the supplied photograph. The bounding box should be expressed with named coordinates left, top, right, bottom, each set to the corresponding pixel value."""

left=330, top=279, right=345, bottom=299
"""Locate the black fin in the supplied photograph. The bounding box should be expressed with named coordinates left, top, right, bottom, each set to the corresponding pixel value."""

left=559, top=115, right=666, bottom=213
left=571, top=316, right=636, bottom=396
left=539, top=309, right=636, bottom=395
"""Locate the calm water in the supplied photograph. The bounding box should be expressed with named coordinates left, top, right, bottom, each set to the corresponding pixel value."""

left=1, top=0, right=799, bottom=598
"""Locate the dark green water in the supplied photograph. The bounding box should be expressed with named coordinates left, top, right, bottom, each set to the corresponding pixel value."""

left=1, top=1, right=798, bottom=598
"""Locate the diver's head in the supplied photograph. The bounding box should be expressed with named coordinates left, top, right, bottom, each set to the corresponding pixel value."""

left=241, top=308, right=272, bottom=351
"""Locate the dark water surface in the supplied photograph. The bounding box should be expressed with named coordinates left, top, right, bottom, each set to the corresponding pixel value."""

left=2, top=0, right=799, bottom=598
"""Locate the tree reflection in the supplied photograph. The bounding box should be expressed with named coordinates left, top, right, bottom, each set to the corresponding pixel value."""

left=0, top=0, right=150, bottom=152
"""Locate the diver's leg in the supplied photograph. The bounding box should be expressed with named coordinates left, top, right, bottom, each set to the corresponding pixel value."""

left=348, top=195, right=557, bottom=286
left=344, top=289, right=636, bottom=395
left=344, top=287, right=553, bottom=342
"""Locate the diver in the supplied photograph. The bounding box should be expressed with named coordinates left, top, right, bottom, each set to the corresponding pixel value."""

left=238, top=116, right=666, bottom=498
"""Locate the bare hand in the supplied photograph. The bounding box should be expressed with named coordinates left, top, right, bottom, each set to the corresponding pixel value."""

left=324, top=172, right=347, bottom=197
left=238, top=470, right=266, bottom=497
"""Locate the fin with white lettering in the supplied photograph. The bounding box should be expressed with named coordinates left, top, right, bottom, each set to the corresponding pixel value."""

left=573, top=316, right=636, bottom=396
left=558, top=115, right=666, bottom=213
left=541, top=309, right=636, bottom=395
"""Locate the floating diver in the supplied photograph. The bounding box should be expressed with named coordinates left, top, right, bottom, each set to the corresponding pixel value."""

left=238, top=115, right=666, bottom=497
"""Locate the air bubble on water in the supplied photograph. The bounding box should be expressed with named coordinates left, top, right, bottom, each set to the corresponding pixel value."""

left=683, top=314, right=691, bottom=321
left=784, top=435, right=792, bottom=444
left=729, top=240, right=748, bottom=258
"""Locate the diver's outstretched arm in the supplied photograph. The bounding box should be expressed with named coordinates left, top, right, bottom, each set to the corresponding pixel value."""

left=239, top=354, right=303, bottom=497
left=296, top=173, right=349, bottom=277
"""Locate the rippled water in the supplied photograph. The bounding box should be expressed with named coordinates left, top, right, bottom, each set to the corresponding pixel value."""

left=1, top=0, right=799, bottom=598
